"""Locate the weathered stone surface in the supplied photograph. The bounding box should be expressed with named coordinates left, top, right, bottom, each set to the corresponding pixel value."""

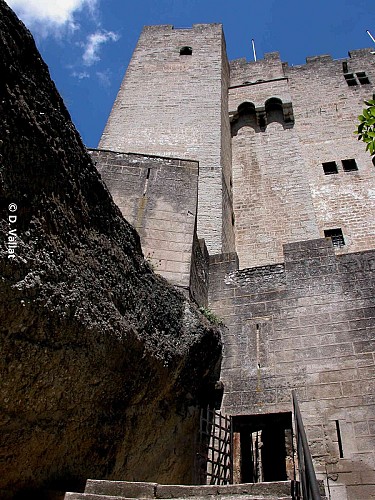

left=98, top=24, right=235, bottom=255
left=156, top=481, right=292, bottom=498
left=88, top=149, right=208, bottom=303
left=210, top=239, right=375, bottom=497
left=0, top=2, right=222, bottom=497
left=66, top=479, right=295, bottom=499
left=85, top=480, right=157, bottom=498
left=229, top=50, right=375, bottom=269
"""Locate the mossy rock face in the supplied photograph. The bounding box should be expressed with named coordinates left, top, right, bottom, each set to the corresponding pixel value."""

left=0, top=2, right=222, bottom=496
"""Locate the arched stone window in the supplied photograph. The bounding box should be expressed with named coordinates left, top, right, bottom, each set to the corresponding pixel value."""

left=265, top=97, right=284, bottom=125
left=231, top=102, right=257, bottom=136
left=238, top=102, right=256, bottom=116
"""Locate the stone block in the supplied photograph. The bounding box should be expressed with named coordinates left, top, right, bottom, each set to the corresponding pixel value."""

left=347, top=484, right=375, bottom=499
left=85, top=480, right=157, bottom=498
left=156, top=484, right=218, bottom=498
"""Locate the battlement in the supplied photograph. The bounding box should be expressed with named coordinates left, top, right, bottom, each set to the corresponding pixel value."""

left=230, top=47, right=375, bottom=86
left=141, top=23, right=223, bottom=34
left=230, top=47, right=374, bottom=68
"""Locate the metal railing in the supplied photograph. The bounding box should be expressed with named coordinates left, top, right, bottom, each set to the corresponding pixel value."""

left=292, top=391, right=322, bottom=500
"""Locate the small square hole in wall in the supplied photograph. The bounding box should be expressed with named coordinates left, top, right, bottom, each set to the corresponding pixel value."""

left=322, top=161, right=338, bottom=175
left=342, top=158, right=358, bottom=171
left=180, top=46, right=192, bottom=56
left=344, top=73, right=358, bottom=86
left=357, top=71, right=370, bottom=85
left=324, top=228, right=345, bottom=248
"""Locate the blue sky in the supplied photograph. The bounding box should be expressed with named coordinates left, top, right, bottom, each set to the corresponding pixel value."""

left=5, top=0, right=375, bottom=148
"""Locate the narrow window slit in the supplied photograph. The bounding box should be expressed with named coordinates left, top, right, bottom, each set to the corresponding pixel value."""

left=335, top=420, right=344, bottom=458
left=143, top=168, right=151, bottom=196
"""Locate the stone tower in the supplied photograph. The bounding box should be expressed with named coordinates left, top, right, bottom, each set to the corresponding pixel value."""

left=95, top=25, right=375, bottom=500
left=99, top=24, right=235, bottom=256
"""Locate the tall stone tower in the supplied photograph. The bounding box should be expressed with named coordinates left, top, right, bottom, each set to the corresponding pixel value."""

left=99, top=24, right=234, bottom=255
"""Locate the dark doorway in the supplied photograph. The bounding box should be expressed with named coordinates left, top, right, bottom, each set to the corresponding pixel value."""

left=232, top=412, right=293, bottom=484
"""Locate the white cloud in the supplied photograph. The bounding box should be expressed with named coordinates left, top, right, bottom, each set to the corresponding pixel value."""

left=82, top=30, right=119, bottom=66
left=72, top=71, right=90, bottom=79
left=6, top=0, right=98, bottom=35
left=96, top=69, right=111, bottom=87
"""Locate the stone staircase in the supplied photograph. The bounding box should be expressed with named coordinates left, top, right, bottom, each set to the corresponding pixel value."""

left=64, top=479, right=296, bottom=500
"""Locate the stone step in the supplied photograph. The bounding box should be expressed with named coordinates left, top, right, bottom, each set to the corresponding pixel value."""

left=64, top=480, right=293, bottom=500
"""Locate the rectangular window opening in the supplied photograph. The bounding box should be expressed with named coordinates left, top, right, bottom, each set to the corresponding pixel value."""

left=344, top=73, right=358, bottom=86
left=342, top=158, right=358, bottom=172
left=322, top=161, right=338, bottom=175
left=335, top=420, right=344, bottom=458
left=342, top=61, right=348, bottom=73
left=324, top=228, right=345, bottom=248
left=356, top=71, right=370, bottom=85
left=180, top=46, right=193, bottom=56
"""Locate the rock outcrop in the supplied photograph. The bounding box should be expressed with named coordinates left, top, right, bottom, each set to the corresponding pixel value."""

left=0, top=2, right=222, bottom=497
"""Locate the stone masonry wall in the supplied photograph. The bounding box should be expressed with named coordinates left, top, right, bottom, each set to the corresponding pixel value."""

left=285, top=49, right=375, bottom=256
left=190, top=235, right=209, bottom=308
left=209, top=239, right=375, bottom=500
left=99, top=24, right=235, bottom=255
left=89, top=149, right=198, bottom=291
left=220, top=35, right=235, bottom=254
left=228, top=50, right=375, bottom=268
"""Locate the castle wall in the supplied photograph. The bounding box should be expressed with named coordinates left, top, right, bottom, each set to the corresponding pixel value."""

left=99, top=24, right=234, bottom=255
left=92, top=25, right=375, bottom=497
left=89, top=149, right=199, bottom=292
left=228, top=49, right=375, bottom=269
left=286, top=49, right=375, bottom=256
left=209, top=239, right=375, bottom=499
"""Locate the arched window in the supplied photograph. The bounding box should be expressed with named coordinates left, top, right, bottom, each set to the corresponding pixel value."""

left=231, top=102, right=257, bottom=136
left=238, top=102, right=256, bottom=117
left=265, top=97, right=284, bottom=125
